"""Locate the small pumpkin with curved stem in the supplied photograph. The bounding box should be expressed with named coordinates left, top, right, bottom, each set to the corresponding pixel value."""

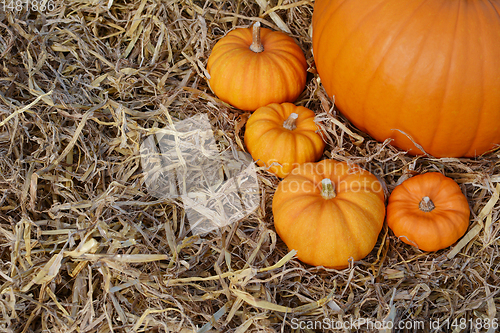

left=244, top=103, right=325, bottom=178
left=207, top=22, right=308, bottom=111
left=387, top=172, right=470, bottom=251
left=272, top=159, right=386, bottom=268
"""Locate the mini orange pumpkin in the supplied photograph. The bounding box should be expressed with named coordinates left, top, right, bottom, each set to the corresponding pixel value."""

left=387, top=172, right=470, bottom=251
left=207, top=22, right=307, bottom=111
left=244, top=103, right=325, bottom=178
left=272, top=160, right=386, bottom=268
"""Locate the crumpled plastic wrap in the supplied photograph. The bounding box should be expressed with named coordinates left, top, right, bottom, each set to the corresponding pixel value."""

left=140, top=113, right=259, bottom=235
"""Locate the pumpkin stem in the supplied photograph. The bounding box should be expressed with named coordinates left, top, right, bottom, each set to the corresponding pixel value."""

left=250, top=22, right=264, bottom=53
left=419, top=196, right=435, bottom=212
left=283, top=113, right=298, bottom=130
left=321, top=178, right=336, bottom=199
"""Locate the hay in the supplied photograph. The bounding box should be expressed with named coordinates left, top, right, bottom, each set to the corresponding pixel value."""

left=1, top=0, right=499, bottom=332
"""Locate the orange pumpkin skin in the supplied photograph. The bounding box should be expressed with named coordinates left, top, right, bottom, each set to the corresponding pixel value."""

left=244, top=103, right=325, bottom=178
left=272, top=160, right=385, bottom=268
left=207, top=24, right=307, bottom=111
left=387, top=173, right=470, bottom=252
left=312, top=0, right=500, bottom=157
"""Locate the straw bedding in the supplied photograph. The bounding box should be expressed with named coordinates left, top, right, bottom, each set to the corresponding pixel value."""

left=0, top=0, right=499, bottom=332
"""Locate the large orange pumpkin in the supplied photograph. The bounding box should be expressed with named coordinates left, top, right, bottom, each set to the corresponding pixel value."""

left=387, top=172, right=470, bottom=251
left=244, top=103, right=325, bottom=178
left=272, top=160, right=385, bottom=268
left=207, top=22, right=307, bottom=111
left=312, top=0, right=500, bottom=157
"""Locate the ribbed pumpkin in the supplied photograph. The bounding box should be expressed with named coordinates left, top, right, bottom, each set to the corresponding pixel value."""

left=244, top=103, right=325, bottom=178
left=272, top=160, right=385, bottom=268
left=207, top=22, right=307, bottom=111
left=312, top=0, right=500, bottom=157
left=387, top=172, right=470, bottom=251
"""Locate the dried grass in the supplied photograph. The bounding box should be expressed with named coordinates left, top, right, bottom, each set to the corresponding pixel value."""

left=1, top=0, right=499, bottom=332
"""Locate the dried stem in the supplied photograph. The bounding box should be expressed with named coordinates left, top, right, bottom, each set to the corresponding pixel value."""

left=250, top=22, right=264, bottom=53
left=321, top=178, right=336, bottom=199
left=283, top=113, right=298, bottom=130
left=419, top=196, right=435, bottom=212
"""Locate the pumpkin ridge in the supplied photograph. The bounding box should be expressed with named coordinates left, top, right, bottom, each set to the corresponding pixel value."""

left=335, top=173, right=377, bottom=195
left=434, top=200, right=469, bottom=215
left=273, top=103, right=287, bottom=119
left=294, top=132, right=321, bottom=160
left=275, top=192, right=322, bottom=209
left=248, top=129, right=278, bottom=155
left=276, top=200, right=324, bottom=253
left=330, top=200, right=364, bottom=260
left=446, top=213, right=469, bottom=239
left=249, top=126, right=307, bottom=177
left=388, top=209, right=412, bottom=240
left=249, top=55, right=267, bottom=107
left=260, top=30, right=291, bottom=46
left=264, top=53, right=292, bottom=100
left=491, top=0, right=500, bottom=16
left=432, top=211, right=467, bottom=234
left=336, top=194, right=383, bottom=235
left=267, top=48, right=308, bottom=79
left=248, top=108, right=283, bottom=124
left=319, top=201, right=351, bottom=263
left=296, top=132, right=320, bottom=163
left=212, top=48, right=257, bottom=105
left=338, top=174, right=380, bottom=193
left=432, top=176, right=465, bottom=203
left=294, top=105, right=311, bottom=116
left=437, top=204, right=469, bottom=215
left=328, top=0, right=391, bottom=73
left=256, top=135, right=285, bottom=163
left=315, top=200, right=348, bottom=260
left=248, top=120, right=281, bottom=134
left=320, top=162, right=348, bottom=182
left=295, top=118, right=321, bottom=133
left=208, top=47, right=247, bottom=75
left=269, top=47, right=307, bottom=66
left=399, top=177, right=428, bottom=203
left=313, top=0, right=363, bottom=68
left=274, top=200, right=322, bottom=255
left=226, top=29, right=252, bottom=43
left=264, top=36, right=300, bottom=52
left=298, top=201, right=328, bottom=265
left=286, top=174, right=321, bottom=191
left=291, top=133, right=305, bottom=164
left=489, top=0, right=500, bottom=20
left=249, top=116, right=283, bottom=128
left=426, top=0, right=463, bottom=154
left=214, top=29, right=252, bottom=46
left=271, top=130, right=296, bottom=154
left=463, top=0, right=489, bottom=156
left=280, top=106, right=296, bottom=122
left=304, top=135, right=321, bottom=162
left=274, top=195, right=320, bottom=219
left=359, top=0, right=434, bottom=133
left=307, top=132, right=327, bottom=156
left=245, top=131, right=272, bottom=154
left=279, top=131, right=299, bottom=170
left=428, top=215, right=443, bottom=250
left=214, top=41, right=251, bottom=52
left=382, top=1, right=456, bottom=146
